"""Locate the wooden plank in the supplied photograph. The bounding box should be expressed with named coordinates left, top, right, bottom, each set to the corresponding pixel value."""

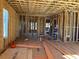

left=16, top=44, right=42, bottom=48
left=59, top=42, right=79, bottom=55
left=45, top=40, right=76, bottom=59
left=0, top=48, right=19, bottom=59
left=73, top=12, right=76, bottom=42
left=43, top=41, right=65, bottom=59
left=32, top=48, right=47, bottom=59
left=27, top=48, right=33, bottom=59
left=0, top=48, right=29, bottom=59
left=43, top=41, right=55, bottom=59
left=70, top=11, right=73, bottom=42
left=58, top=13, right=63, bottom=41
left=15, top=48, right=28, bottom=59
left=9, top=0, right=79, bottom=15
left=76, top=12, right=79, bottom=42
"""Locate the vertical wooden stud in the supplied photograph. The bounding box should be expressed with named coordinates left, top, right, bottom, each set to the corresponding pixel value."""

left=70, top=12, right=73, bottom=42
left=76, top=12, right=79, bottom=42
left=73, top=12, right=76, bottom=42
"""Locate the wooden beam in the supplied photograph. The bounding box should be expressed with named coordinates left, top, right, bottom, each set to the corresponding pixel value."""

left=9, top=0, right=79, bottom=16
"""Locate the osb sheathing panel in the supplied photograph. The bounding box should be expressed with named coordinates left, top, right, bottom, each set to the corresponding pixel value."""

left=0, top=0, right=19, bottom=48
left=0, top=0, right=4, bottom=49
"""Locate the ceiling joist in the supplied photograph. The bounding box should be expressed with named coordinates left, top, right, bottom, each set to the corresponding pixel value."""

left=9, top=0, right=79, bottom=16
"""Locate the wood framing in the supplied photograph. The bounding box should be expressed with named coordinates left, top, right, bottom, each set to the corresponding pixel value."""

left=8, top=0, right=79, bottom=16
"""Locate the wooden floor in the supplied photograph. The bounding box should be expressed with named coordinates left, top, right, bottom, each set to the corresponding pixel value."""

left=0, top=48, right=47, bottom=59
left=16, top=39, right=42, bottom=48
left=0, top=39, right=79, bottom=59
left=46, top=40, right=79, bottom=59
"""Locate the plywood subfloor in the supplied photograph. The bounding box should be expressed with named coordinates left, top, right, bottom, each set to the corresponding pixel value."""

left=1, top=39, right=79, bottom=59
left=46, top=40, right=79, bottom=59
left=15, top=39, right=42, bottom=48
left=0, top=48, right=47, bottom=59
